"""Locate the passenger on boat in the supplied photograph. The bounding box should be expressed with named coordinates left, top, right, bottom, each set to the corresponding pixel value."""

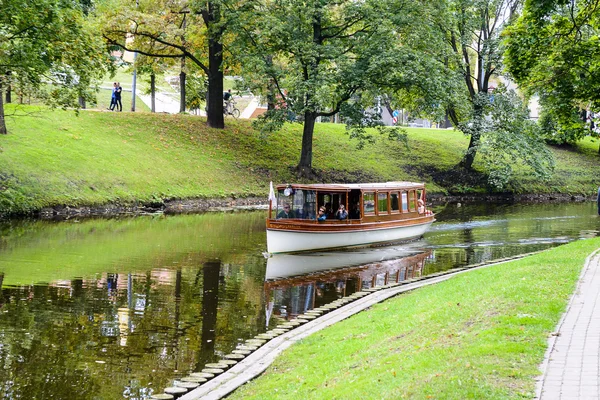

left=417, top=199, right=425, bottom=214
left=335, top=204, right=348, bottom=220
left=317, top=207, right=327, bottom=221
left=277, top=203, right=296, bottom=219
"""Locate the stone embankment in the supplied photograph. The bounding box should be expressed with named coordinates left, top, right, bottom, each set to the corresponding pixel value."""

left=4, top=192, right=594, bottom=220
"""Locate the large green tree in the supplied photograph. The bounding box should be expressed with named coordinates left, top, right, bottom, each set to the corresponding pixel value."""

left=233, top=0, right=421, bottom=177
left=437, top=0, right=519, bottom=169
left=100, top=0, right=233, bottom=128
left=504, top=0, right=600, bottom=146
left=0, top=0, right=110, bottom=134
left=418, top=0, right=554, bottom=187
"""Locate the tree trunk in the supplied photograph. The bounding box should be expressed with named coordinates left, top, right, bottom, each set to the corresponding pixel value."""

left=5, top=72, right=11, bottom=104
left=298, top=111, right=317, bottom=176
left=0, top=88, right=7, bottom=135
left=205, top=2, right=224, bottom=129
left=179, top=70, right=186, bottom=113
left=459, top=132, right=480, bottom=169
left=458, top=102, right=484, bottom=170
left=78, top=96, right=86, bottom=109
left=266, top=55, right=276, bottom=110
left=267, top=78, right=276, bottom=111
left=206, top=46, right=224, bottom=127
left=150, top=73, right=156, bottom=112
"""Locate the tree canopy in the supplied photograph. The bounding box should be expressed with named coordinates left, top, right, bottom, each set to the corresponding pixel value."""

left=0, top=0, right=561, bottom=187
left=402, top=0, right=556, bottom=187
left=0, top=0, right=111, bottom=134
left=504, top=0, right=600, bottom=145
left=232, top=0, right=434, bottom=176
left=99, top=0, right=239, bottom=128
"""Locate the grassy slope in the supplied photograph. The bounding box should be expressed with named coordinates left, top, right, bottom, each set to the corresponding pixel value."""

left=229, top=238, right=600, bottom=400
left=1, top=104, right=599, bottom=213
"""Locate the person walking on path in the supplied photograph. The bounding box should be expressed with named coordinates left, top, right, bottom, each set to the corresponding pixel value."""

left=114, top=82, right=122, bottom=112
left=108, top=82, right=117, bottom=110
left=536, top=249, right=600, bottom=399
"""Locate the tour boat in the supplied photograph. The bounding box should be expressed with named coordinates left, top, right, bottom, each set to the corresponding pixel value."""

left=266, top=182, right=435, bottom=254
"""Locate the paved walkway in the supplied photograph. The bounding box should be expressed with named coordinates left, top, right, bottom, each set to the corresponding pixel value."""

left=537, top=249, right=600, bottom=400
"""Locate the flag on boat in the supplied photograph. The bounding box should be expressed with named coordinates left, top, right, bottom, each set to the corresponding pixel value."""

left=268, top=181, right=277, bottom=208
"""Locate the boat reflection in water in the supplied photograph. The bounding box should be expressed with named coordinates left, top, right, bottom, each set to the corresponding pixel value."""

left=264, top=246, right=432, bottom=325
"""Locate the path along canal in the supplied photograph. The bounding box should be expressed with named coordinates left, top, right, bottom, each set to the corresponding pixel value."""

left=0, top=201, right=598, bottom=399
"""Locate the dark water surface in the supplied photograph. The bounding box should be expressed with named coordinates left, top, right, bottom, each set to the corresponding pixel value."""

left=0, top=202, right=598, bottom=399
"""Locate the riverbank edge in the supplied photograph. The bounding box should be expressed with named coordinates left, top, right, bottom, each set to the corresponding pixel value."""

left=2, top=192, right=595, bottom=220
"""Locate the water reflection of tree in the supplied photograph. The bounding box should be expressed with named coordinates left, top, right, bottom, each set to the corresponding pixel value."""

left=0, top=285, right=101, bottom=399
left=0, top=213, right=271, bottom=399
left=194, top=261, right=220, bottom=370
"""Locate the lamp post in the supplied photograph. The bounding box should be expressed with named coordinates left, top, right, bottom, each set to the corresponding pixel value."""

left=131, top=0, right=139, bottom=112
left=179, top=9, right=189, bottom=113
left=131, top=53, right=137, bottom=112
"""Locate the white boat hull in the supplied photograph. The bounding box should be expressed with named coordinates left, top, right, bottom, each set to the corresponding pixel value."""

left=266, top=220, right=433, bottom=254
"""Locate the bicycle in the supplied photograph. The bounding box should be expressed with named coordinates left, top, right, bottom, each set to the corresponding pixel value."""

left=224, top=99, right=240, bottom=118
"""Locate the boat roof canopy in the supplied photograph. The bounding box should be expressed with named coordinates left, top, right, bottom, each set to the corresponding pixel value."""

left=275, top=182, right=426, bottom=191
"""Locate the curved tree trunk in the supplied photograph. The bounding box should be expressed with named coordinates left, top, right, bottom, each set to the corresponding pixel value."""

left=459, top=131, right=480, bottom=170
left=297, top=111, right=317, bottom=177
left=458, top=103, right=484, bottom=170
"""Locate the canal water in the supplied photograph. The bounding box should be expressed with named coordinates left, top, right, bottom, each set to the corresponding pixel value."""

left=0, top=202, right=598, bottom=399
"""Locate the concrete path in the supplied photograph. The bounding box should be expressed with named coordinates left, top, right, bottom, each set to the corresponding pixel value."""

left=138, top=92, right=181, bottom=114
left=135, top=87, right=259, bottom=118
left=536, top=249, right=600, bottom=400
left=240, top=96, right=259, bottom=119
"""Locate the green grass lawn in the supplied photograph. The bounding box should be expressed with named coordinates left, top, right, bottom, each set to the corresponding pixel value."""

left=1, top=104, right=600, bottom=214
left=228, top=238, right=600, bottom=400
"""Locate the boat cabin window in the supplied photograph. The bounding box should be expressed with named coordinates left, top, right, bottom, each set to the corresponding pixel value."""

left=316, top=192, right=348, bottom=218
left=377, top=192, right=388, bottom=214
left=401, top=191, right=408, bottom=212
left=363, top=192, right=375, bottom=215
left=275, top=188, right=317, bottom=220
left=390, top=192, right=399, bottom=213
left=349, top=190, right=361, bottom=219
left=408, top=190, right=416, bottom=211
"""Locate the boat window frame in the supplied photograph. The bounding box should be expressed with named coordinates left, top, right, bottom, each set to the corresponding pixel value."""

left=316, top=189, right=350, bottom=219
left=390, top=192, right=400, bottom=214
left=377, top=191, right=389, bottom=215
left=408, top=190, right=416, bottom=212
left=363, top=192, right=376, bottom=216
left=401, top=191, right=409, bottom=213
